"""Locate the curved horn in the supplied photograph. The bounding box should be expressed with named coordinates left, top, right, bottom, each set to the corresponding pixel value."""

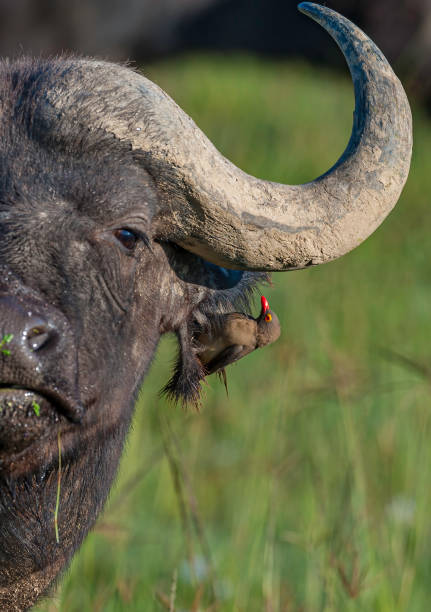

left=164, top=2, right=412, bottom=270
left=45, top=3, right=412, bottom=271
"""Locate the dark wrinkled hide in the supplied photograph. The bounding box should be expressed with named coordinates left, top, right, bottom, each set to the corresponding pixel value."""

left=0, top=57, right=264, bottom=610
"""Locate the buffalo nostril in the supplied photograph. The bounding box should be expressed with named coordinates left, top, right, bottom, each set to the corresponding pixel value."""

left=27, top=326, right=57, bottom=352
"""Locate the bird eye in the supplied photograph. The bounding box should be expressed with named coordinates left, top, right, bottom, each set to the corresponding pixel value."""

left=265, top=313, right=272, bottom=322
left=113, top=228, right=138, bottom=251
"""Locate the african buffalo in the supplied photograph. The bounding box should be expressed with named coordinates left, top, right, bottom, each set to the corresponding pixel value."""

left=0, top=3, right=412, bottom=610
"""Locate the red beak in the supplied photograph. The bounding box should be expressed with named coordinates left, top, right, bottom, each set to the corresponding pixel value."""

left=261, top=295, right=270, bottom=314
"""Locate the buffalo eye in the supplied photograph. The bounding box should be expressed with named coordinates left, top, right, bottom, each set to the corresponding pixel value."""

left=113, top=228, right=139, bottom=251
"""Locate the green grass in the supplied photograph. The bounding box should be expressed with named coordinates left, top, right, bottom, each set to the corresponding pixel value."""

left=35, top=55, right=431, bottom=611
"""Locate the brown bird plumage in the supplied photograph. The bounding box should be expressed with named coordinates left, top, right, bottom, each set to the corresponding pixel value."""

left=162, top=296, right=281, bottom=407
left=197, top=295, right=281, bottom=375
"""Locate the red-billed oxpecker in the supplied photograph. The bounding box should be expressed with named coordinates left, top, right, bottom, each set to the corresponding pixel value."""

left=197, top=295, right=280, bottom=375
left=163, top=296, right=280, bottom=407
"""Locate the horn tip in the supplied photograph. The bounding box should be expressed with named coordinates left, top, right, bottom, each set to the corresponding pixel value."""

left=298, top=3, right=333, bottom=25
left=297, top=2, right=320, bottom=17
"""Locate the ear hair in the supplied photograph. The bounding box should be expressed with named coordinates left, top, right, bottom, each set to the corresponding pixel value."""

left=160, top=320, right=206, bottom=409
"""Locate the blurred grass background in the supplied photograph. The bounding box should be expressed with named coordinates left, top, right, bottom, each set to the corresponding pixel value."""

left=35, top=54, right=431, bottom=611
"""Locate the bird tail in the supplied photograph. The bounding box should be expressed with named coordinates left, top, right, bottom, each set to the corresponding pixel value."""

left=217, top=368, right=229, bottom=397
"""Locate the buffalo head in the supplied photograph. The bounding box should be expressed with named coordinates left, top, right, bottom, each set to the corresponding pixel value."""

left=0, top=3, right=412, bottom=610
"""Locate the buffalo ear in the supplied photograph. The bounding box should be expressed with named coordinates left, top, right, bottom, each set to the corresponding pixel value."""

left=160, top=323, right=206, bottom=409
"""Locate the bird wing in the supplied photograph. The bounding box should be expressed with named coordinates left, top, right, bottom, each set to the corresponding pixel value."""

left=204, top=344, right=251, bottom=375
